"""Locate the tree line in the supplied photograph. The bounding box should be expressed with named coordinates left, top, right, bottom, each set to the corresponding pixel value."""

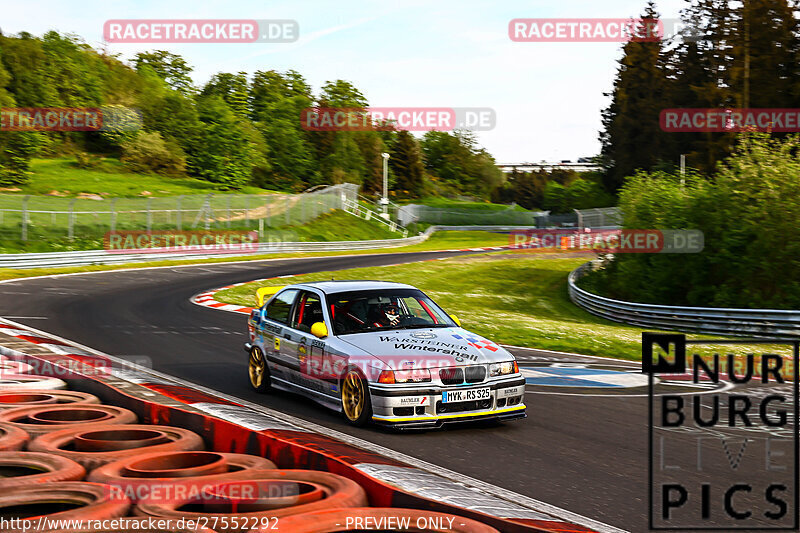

left=601, top=0, right=800, bottom=192
left=0, top=31, right=504, bottom=199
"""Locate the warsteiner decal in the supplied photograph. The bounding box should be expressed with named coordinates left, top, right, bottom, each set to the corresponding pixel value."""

left=379, top=335, right=474, bottom=353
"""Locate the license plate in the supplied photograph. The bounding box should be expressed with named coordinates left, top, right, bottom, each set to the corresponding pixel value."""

left=442, top=387, right=490, bottom=403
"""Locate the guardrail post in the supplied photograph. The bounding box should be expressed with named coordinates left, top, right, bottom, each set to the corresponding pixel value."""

left=266, top=198, right=271, bottom=228
left=110, top=198, right=117, bottom=233
left=68, top=198, right=76, bottom=240
left=21, top=195, right=29, bottom=241
left=176, top=196, right=182, bottom=231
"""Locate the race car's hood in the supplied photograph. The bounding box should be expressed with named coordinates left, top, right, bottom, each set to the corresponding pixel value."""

left=339, top=327, right=513, bottom=369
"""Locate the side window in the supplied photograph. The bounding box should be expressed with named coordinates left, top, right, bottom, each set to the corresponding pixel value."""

left=291, top=291, right=324, bottom=333
left=265, top=289, right=299, bottom=324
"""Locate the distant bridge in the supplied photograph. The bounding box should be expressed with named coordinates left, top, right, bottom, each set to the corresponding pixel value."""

left=497, top=162, right=602, bottom=173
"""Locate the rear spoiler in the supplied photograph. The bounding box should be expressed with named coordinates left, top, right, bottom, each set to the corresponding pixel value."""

left=256, top=286, right=285, bottom=307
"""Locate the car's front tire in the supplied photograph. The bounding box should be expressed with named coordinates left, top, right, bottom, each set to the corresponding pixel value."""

left=248, top=346, right=271, bottom=393
left=340, top=369, right=372, bottom=427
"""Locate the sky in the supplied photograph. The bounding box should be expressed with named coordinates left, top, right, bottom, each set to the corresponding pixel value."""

left=1, top=0, right=686, bottom=163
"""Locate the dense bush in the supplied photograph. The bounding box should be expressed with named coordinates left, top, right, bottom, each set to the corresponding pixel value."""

left=0, top=132, right=41, bottom=185
left=121, top=131, right=186, bottom=175
left=542, top=178, right=614, bottom=214
left=581, top=134, right=800, bottom=309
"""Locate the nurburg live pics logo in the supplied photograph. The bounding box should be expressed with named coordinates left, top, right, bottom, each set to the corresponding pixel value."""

left=643, top=332, right=799, bottom=530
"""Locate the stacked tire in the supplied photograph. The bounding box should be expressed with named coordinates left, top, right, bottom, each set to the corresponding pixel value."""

left=0, top=378, right=499, bottom=532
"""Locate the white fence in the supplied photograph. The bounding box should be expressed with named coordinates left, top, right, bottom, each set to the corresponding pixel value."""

left=0, top=184, right=360, bottom=242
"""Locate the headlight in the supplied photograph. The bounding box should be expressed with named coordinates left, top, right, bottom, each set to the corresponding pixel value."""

left=395, top=369, right=431, bottom=383
left=490, top=361, right=518, bottom=376
left=378, top=369, right=431, bottom=384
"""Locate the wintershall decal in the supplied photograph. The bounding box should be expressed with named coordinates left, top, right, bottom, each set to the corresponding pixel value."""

left=392, top=343, right=475, bottom=361
left=509, top=229, right=704, bottom=254
left=105, top=230, right=259, bottom=254
left=661, top=108, right=800, bottom=132
left=378, top=335, right=479, bottom=362
left=644, top=332, right=799, bottom=530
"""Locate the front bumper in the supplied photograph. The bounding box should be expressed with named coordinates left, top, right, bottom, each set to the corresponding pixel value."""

left=369, top=377, right=526, bottom=429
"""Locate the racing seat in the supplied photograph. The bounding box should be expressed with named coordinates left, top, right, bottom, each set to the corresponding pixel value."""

left=299, top=302, right=324, bottom=332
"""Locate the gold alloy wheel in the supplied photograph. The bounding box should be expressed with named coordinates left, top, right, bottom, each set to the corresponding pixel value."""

left=342, top=372, right=365, bottom=421
left=249, top=348, right=265, bottom=388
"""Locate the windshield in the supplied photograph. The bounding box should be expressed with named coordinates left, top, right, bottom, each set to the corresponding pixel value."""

left=328, top=288, right=455, bottom=335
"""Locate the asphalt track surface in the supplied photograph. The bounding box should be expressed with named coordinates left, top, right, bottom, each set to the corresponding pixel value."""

left=0, top=250, right=791, bottom=532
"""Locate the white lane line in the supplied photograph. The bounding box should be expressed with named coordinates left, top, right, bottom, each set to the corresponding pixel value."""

left=0, top=317, right=627, bottom=533
left=2, top=316, right=49, bottom=320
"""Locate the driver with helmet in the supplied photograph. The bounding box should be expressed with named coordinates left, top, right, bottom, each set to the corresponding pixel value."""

left=372, top=301, right=401, bottom=328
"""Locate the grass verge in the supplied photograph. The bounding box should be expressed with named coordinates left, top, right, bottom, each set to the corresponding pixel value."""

left=11, top=158, right=274, bottom=197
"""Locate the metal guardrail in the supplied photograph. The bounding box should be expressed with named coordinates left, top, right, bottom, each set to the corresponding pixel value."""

left=0, top=232, right=433, bottom=269
left=568, top=262, right=800, bottom=339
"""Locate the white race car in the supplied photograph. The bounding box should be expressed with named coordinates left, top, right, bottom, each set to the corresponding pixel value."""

left=245, top=281, right=526, bottom=428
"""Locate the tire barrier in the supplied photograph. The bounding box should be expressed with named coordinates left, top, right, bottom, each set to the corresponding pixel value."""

left=0, top=482, right=130, bottom=531
left=0, top=404, right=137, bottom=437
left=0, top=421, right=29, bottom=451
left=30, top=424, right=205, bottom=469
left=89, top=451, right=278, bottom=503
left=0, top=451, right=86, bottom=488
left=0, top=327, right=594, bottom=533
left=0, top=374, right=67, bottom=390
left=0, top=361, right=33, bottom=375
left=262, top=507, right=502, bottom=532
left=135, top=470, right=369, bottom=532
left=0, top=390, right=101, bottom=411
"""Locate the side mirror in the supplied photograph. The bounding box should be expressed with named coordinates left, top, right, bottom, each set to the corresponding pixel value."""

left=311, top=322, right=328, bottom=339
left=450, top=315, right=462, bottom=327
